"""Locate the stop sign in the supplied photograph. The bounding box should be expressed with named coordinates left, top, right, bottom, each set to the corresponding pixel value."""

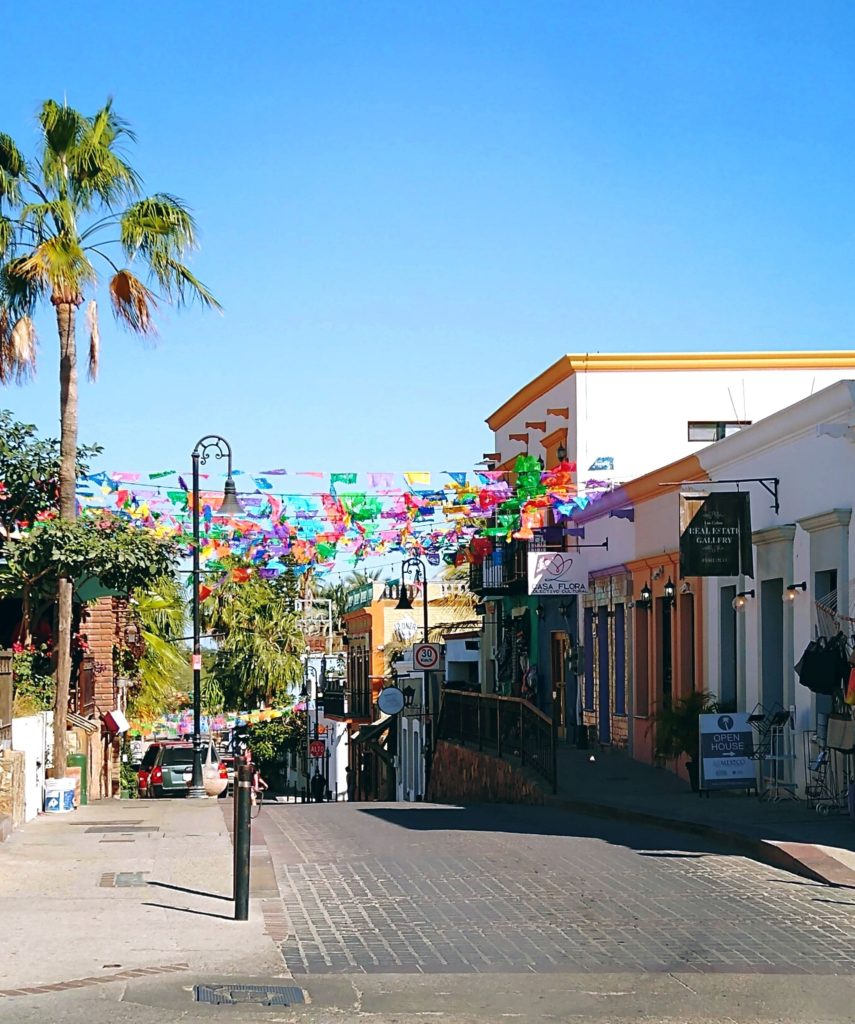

left=309, top=739, right=325, bottom=758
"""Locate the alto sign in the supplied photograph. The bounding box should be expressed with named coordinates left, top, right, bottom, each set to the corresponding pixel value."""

left=527, top=552, right=588, bottom=596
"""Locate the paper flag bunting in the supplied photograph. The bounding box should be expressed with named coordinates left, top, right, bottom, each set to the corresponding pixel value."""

left=404, top=472, right=431, bottom=486
left=330, top=473, right=357, bottom=485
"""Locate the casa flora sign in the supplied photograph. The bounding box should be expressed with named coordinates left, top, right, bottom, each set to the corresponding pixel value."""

left=527, top=552, right=588, bottom=596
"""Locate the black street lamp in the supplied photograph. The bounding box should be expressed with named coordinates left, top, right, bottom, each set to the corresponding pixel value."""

left=189, top=435, right=244, bottom=799
left=395, top=556, right=432, bottom=782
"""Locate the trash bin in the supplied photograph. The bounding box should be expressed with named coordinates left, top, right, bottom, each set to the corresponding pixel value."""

left=45, top=778, right=75, bottom=813
left=67, top=753, right=88, bottom=806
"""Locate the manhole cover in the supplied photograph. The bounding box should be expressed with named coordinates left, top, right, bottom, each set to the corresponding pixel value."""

left=99, top=871, right=149, bottom=887
left=194, top=984, right=304, bottom=1006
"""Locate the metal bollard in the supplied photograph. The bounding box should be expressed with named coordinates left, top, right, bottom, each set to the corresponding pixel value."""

left=234, top=764, right=252, bottom=921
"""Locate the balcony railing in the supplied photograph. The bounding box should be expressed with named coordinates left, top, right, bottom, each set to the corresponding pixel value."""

left=438, top=689, right=557, bottom=793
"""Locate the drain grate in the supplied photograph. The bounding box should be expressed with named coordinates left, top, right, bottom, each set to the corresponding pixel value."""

left=194, top=984, right=304, bottom=1006
left=100, top=871, right=149, bottom=887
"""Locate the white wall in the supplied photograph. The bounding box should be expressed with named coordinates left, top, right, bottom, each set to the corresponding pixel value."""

left=11, top=712, right=52, bottom=822
left=397, top=715, right=424, bottom=802
left=491, top=363, right=852, bottom=486
left=695, top=381, right=855, bottom=795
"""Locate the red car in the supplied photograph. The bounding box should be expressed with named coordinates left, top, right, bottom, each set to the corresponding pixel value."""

left=137, top=742, right=165, bottom=798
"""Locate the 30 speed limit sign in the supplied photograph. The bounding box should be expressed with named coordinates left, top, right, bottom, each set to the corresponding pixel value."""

left=413, top=643, right=441, bottom=671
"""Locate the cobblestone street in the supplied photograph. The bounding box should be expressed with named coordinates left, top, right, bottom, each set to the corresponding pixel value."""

left=258, top=801, right=855, bottom=977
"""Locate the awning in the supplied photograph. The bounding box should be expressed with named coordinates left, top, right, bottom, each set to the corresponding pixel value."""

left=352, top=717, right=392, bottom=745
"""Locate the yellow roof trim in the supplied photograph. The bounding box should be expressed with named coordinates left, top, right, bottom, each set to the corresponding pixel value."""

left=486, top=350, right=855, bottom=431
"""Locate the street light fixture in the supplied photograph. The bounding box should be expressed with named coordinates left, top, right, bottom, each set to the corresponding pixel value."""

left=189, top=434, right=244, bottom=800
left=395, top=555, right=432, bottom=783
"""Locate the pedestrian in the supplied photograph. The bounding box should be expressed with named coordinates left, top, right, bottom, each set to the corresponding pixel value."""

left=345, top=765, right=356, bottom=802
left=311, top=769, right=326, bottom=803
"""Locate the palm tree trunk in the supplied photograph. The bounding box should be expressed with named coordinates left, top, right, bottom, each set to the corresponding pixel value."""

left=53, top=297, right=80, bottom=778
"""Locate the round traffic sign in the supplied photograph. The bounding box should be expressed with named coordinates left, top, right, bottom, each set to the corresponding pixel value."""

left=413, top=643, right=440, bottom=670
left=377, top=686, right=405, bottom=715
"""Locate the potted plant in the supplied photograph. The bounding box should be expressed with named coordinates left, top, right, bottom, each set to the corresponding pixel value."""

left=650, top=690, right=719, bottom=792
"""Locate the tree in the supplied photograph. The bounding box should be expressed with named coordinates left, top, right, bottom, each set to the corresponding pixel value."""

left=0, top=513, right=179, bottom=646
left=0, top=99, right=219, bottom=771
left=0, top=410, right=101, bottom=539
left=202, top=559, right=305, bottom=710
left=125, top=574, right=189, bottom=722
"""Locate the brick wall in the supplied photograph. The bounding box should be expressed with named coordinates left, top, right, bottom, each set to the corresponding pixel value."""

left=428, top=739, right=546, bottom=805
left=79, top=596, right=127, bottom=713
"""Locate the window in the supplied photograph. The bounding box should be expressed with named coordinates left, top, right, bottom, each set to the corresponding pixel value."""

left=688, top=421, right=751, bottom=442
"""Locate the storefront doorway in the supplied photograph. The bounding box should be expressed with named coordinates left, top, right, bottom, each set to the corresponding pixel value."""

left=550, top=631, right=570, bottom=739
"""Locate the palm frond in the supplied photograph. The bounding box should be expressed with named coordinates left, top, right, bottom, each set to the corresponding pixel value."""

left=7, top=316, right=37, bottom=382
left=0, top=258, right=42, bottom=317
left=85, top=299, right=99, bottom=380
left=38, top=100, right=86, bottom=191
left=0, top=133, right=26, bottom=207
left=109, top=269, right=157, bottom=334
left=0, top=215, right=14, bottom=262
left=120, top=193, right=197, bottom=257
left=148, top=253, right=221, bottom=310
left=71, top=100, right=141, bottom=207
left=16, top=236, right=95, bottom=298
left=20, top=198, right=75, bottom=239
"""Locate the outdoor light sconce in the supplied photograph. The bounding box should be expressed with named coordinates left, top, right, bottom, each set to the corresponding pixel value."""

left=732, top=589, right=755, bottom=612
left=637, top=582, right=652, bottom=610
left=403, top=685, right=415, bottom=708
left=558, top=602, right=570, bottom=619
left=557, top=443, right=567, bottom=462
left=784, top=581, right=808, bottom=603
left=663, top=578, right=676, bottom=605
left=535, top=604, right=545, bottom=620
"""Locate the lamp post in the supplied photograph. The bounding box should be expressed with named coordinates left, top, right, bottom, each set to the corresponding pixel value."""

left=189, top=435, right=244, bottom=799
left=395, top=556, right=431, bottom=792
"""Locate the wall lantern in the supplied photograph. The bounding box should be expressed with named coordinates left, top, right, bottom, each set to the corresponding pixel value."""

left=732, top=589, right=755, bottom=612
left=558, top=602, right=570, bottom=619
left=637, top=582, right=652, bottom=610
left=557, top=443, right=567, bottom=462
left=535, top=604, right=545, bottom=620
left=402, top=685, right=415, bottom=708
left=784, top=581, right=807, bottom=603
left=663, top=578, right=676, bottom=605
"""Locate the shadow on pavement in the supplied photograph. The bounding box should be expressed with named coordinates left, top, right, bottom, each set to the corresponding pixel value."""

left=142, top=902, right=234, bottom=921
left=147, top=880, right=232, bottom=902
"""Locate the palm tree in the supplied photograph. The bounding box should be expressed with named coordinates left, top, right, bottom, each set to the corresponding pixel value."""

left=0, top=99, right=219, bottom=772
left=127, top=575, right=189, bottom=722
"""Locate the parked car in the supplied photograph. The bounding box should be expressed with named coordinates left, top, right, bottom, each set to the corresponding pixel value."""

left=137, top=742, right=165, bottom=798
left=149, top=743, right=227, bottom=798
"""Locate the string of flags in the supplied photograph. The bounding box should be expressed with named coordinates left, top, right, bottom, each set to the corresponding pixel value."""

left=48, top=455, right=624, bottom=584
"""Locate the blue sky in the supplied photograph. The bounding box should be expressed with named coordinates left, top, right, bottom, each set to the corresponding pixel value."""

left=3, top=1, right=855, bottom=477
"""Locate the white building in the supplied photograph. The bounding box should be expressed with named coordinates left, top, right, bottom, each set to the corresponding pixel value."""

left=486, top=351, right=855, bottom=482
left=574, top=380, right=855, bottom=799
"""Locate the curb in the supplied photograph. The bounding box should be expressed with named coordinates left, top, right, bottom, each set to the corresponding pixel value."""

left=546, top=794, right=855, bottom=887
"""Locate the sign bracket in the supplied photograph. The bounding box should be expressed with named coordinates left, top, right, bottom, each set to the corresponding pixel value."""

left=661, top=477, right=780, bottom=514
left=569, top=538, right=609, bottom=553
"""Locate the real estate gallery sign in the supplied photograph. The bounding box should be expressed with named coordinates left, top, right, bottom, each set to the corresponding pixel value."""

left=679, top=491, right=754, bottom=578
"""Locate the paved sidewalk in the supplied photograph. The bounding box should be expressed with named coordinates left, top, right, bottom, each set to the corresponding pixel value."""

left=0, top=796, right=282, bottom=997
left=552, top=744, right=855, bottom=885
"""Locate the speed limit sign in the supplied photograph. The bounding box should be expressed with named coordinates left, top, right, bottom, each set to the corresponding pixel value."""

left=413, top=643, right=441, bottom=671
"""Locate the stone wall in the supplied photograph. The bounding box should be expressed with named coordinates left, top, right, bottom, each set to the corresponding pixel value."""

left=0, top=749, right=25, bottom=832
left=428, top=739, right=546, bottom=805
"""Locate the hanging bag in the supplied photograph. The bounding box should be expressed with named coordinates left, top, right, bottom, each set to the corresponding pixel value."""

left=202, top=738, right=228, bottom=796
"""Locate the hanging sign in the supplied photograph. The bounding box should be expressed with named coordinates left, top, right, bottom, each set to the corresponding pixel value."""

left=679, top=492, right=753, bottom=578
left=527, top=552, right=588, bottom=596
left=699, top=712, right=755, bottom=791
